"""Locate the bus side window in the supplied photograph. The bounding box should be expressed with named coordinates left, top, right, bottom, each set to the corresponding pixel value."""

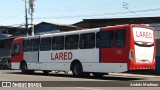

left=52, top=36, right=64, bottom=50
left=96, top=31, right=114, bottom=48
left=12, top=43, right=20, bottom=56
left=115, top=30, right=126, bottom=47
left=23, top=40, right=30, bottom=52
left=79, top=33, right=95, bottom=49
left=65, top=35, right=79, bottom=50
left=30, top=39, right=40, bottom=51
left=40, top=37, right=51, bottom=51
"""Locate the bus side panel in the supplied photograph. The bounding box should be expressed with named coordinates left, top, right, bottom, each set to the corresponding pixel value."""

left=24, top=52, right=39, bottom=63
left=100, top=26, right=131, bottom=63
left=100, top=48, right=129, bottom=63
left=83, top=63, right=128, bottom=73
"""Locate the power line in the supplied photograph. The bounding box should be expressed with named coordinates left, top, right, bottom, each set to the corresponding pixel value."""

left=34, top=8, right=160, bottom=19
left=1, top=9, right=159, bottom=23
left=36, top=0, right=159, bottom=13
left=123, top=2, right=141, bottom=17
left=1, top=0, right=160, bottom=26
left=0, top=11, right=24, bottom=22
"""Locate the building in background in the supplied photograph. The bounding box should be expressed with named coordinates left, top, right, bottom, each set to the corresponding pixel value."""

left=34, top=22, right=81, bottom=35
left=73, top=17, right=160, bottom=28
left=1, top=17, right=160, bottom=57
left=0, top=26, right=25, bottom=57
left=0, top=38, right=14, bottom=57
left=0, top=22, right=81, bottom=57
left=149, top=23, right=160, bottom=39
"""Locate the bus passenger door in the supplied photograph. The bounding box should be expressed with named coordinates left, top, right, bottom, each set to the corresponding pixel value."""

left=23, top=37, right=40, bottom=69
left=39, top=37, right=52, bottom=63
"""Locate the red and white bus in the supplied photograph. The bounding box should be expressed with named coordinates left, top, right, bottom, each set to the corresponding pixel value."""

left=10, top=24, right=156, bottom=77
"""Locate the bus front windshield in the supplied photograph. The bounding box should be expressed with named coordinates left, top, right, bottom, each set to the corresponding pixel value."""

left=133, top=27, right=154, bottom=47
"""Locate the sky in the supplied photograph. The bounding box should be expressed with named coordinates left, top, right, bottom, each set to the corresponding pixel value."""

left=0, top=0, right=160, bottom=27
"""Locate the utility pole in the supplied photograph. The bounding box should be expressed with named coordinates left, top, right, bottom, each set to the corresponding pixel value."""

left=29, top=0, right=36, bottom=36
left=31, top=8, right=34, bottom=36
left=25, top=0, right=28, bottom=36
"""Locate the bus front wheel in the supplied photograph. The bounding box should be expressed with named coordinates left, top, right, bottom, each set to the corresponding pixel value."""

left=72, top=62, right=83, bottom=77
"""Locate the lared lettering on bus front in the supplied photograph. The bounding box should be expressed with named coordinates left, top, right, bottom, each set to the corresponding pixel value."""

left=136, top=31, right=152, bottom=38
left=51, top=52, right=72, bottom=60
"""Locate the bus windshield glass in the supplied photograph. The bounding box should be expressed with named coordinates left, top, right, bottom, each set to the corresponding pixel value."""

left=133, top=27, right=154, bottom=47
left=132, top=26, right=154, bottom=63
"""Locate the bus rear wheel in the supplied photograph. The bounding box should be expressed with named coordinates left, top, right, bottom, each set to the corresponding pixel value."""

left=43, top=70, right=50, bottom=75
left=72, top=62, right=83, bottom=77
left=20, top=62, right=28, bottom=74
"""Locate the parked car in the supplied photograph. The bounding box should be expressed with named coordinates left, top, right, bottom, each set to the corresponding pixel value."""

left=0, top=56, right=11, bottom=70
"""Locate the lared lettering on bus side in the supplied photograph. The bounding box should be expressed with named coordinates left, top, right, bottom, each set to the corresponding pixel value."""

left=51, top=52, right=72, bottom=60
left=136, top=31, right=152, bottom=38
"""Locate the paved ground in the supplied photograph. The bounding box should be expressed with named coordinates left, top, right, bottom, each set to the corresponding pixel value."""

left=0, top=70, right=160, bottom=90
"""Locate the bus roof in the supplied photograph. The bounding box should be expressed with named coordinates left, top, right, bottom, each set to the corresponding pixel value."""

left=20, top=24, right=154, bottom=39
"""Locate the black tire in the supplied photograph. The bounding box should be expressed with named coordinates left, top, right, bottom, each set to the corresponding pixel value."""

left=84, top=72, right=90, bottom=77
left=92, top=73, right=104, bottom=78
left=72, top=62, right=83, bottom=77
left=43, top=70, right=50, bottom=75
left=20, top=62, right=28, bottom=74
left=0, top=65, right=3, bottom=70
left=28, top=70, right=34, bottom=74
